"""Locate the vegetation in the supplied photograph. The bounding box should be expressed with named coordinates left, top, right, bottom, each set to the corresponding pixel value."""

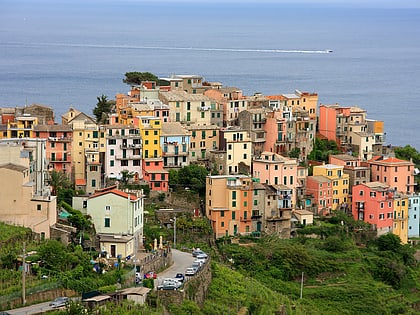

left=123, top=72, right=159, bottom=86
left=93, top=94, right=115, bottom=124
left=168, top=164, right=208, bottom=196
left=307, top=138, right=341, bottom=163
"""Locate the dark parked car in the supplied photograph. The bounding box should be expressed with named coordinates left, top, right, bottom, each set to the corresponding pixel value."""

left=49, top=297, right=70, bottom=308
left=175, top=273, right=185, bottom=283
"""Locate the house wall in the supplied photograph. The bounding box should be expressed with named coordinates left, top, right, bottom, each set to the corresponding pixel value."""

left=0, top=167, right=56, bottom=238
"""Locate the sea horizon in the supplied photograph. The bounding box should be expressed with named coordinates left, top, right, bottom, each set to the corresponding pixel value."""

left=1, top=1, right=419, bottom=150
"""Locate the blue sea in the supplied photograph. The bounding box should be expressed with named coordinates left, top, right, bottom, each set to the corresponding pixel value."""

left=1, top=0, right=420, bottom=150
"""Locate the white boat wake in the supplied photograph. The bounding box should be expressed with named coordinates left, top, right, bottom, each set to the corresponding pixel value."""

left=4, top=42, right=333, bottom=54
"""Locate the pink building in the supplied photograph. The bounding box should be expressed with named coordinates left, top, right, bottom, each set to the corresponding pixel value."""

left=318, top=104, right=351, bottom=144
left=352, top=182, right=394, bottom=236
left=306, top=175, right=332, bottom=216
left=263, top=110, right=288, bottom=155
left=367, top=156, right=416, bottom=194
left=34, top=124, right=73, bottom=177
left=142, top=159, right=169, bottom=192
left=253, top=151, right=298, bottom=206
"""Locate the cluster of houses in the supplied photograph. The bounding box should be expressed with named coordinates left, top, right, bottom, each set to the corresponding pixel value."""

left=0, top=74, right=419, bottom=261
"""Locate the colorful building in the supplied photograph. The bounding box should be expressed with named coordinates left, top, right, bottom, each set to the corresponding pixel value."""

left=312, top=164, right=349, bottom=210
left=34, top=124, right=73, bottom=177
left=161, top=122, right=190, bottom=169
left=103, top=124, right=143, bottom=182
left=367, top=156, right=416, bottom=194
left=253, top=151, right=298, bottom=206
left=306, top=175, right=332, bottom=216
left=393, top=193, right=409, bottom=244
left=86, top=186, right=144, bottom=257
left=206, top=175, right=253, bottom=238
left=408, top=194, right=420, bottom=238
left=352, top=182, right=394, bottom=237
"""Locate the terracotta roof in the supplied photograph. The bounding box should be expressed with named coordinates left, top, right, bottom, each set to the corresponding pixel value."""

left=381, top=157, right=410, bottom=164
left=89, top=189, right=138, bottom=201
left=75, top=179, right=86, bottom=186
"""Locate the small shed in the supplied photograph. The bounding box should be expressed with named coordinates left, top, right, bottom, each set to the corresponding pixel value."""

left=82, top=294, right=112, bottom=309
left=292, top=210, right=314, bottom=226
left=119, top=287, right=151, bottom=305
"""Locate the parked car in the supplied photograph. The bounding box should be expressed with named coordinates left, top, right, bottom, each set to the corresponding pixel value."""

left=196, top=253, right=208, bottom=260
left=185, top=267, right=197, bottom=276
left=175, top=273, right=185, bottom=283
left=191, top=261, right=202, bottom=271
left=157, top=279, right=182, bottom=290
left=192, top=248, right=206, bottom=257
left=144, top=271, right=157, bottom=279
left=49, top=296, right=70, bottom=308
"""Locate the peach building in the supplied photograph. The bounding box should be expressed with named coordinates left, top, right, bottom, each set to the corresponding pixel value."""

left=253, top=151, right=298, bottom=206
left=367, top=156, right=416, bottom=194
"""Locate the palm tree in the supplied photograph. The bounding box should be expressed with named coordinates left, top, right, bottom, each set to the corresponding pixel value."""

left=49, top=169, right=71, bottom=196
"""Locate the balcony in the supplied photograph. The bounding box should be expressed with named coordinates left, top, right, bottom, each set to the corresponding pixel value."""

left=48, top=136, right=71, bottom=142
left=240, top=216, right=251, bottom=222
left=251, top=211, right=262, bottom=219
left=266, top=215, right=290, bottom=221
left=197, top=106, right=211, bottom=111
left=115, top=154, right=142, bottom=160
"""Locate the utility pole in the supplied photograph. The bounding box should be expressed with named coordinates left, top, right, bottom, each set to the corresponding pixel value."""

left=300, top=272, right=304, bottom=299
left=173, top=216, right=177, bottom=249
left=22, top=242, right=26, bottom=305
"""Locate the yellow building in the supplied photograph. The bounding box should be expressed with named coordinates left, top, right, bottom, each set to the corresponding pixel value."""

left=393, top=194, right=409, bottom=244
left=187, top=124, right=219, bottom=162
left=7, top=115, right=38, bottom=138
left=312, top=164, right=349, bottom=210
left=282, top=90, right=318, bottom=120
left=62, top=108, right=101, bottom=194
left=159, top=90, right=213, bottom=125
left=138, top=116, right=162, bottom=159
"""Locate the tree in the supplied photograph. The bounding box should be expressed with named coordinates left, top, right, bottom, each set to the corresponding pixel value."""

left=93, top=94, right=114, bottom=124
left=394, top=145, right=420, bottom=165
left=123, top=72, right=159, bottom=86
left=288, top=148, right=301, bottom=159
left=49, top=169, right=71, bottom=197
left=307, top=138, right=340, bottom=162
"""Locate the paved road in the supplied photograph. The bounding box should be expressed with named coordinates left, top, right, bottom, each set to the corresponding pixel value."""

left=155, top=249, right=195, bottom=287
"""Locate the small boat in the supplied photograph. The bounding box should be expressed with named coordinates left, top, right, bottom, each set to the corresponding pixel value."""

left=326, top=49, right=333, bottom=53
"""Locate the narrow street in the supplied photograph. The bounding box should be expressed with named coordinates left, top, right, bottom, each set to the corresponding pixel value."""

left=155, top=248, right=195, bottom=286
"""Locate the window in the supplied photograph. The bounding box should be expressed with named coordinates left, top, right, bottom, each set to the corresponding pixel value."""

left=92, top=179, right=96, bottom=187
left=232, top=201, right=236, bottom=207
left=221, top=222, right=224, bottom=227
left=37, top=204, right=42, bottom=211
left=394, top=177, right=398, bottom=182
left=104, top=218, right=110, bottom=227
left=232, top=211, right=236, bottom=220
left=221, top=211, right=224, bottom=217
left=359, top=190, right=364, bottom=196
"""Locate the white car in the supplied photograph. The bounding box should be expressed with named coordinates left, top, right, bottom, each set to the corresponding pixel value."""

left=185, top=267, right=197, bottom=276
left=49, top=297, right=69, bottom=308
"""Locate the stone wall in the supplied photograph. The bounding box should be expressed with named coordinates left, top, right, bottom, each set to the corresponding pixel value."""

left=156, top=258, right=212, bottom=308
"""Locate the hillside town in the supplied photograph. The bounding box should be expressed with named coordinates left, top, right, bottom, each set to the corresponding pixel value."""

left=0, top=73, right=419, bottom=264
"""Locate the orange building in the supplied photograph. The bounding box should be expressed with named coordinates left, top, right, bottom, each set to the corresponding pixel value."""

left=206, top=175, right=252, bottom=238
